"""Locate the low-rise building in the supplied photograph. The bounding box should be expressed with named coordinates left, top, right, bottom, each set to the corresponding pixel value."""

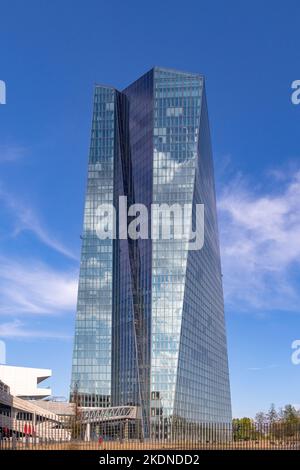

left=0, top=365, right=51, bottom=400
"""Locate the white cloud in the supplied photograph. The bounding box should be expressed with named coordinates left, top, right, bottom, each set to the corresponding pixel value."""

left=0, top=145, right=26, bottom=163
left=248, top=365, right=279, bottom=371
left=218, top=170, right=300, bottom=312
left=0, top=257, right=78, bottom=316
left=153, top=149, right=195, bottom=185
left=0, top=319, right=71, bottom=340
left=0, top=185, right=78, bottom=260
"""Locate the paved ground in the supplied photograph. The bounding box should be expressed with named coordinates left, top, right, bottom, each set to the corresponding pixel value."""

left=1, top=439, right=300, bottom=451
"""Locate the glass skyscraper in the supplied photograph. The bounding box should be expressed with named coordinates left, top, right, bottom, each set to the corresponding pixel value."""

left=71, top=67, right=232, bottom=437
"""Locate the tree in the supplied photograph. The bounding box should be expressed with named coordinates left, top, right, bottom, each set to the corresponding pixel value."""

left=255, top=412, right=267, bottom=430
left=282, top=404, right=299, bottom=426
left=232, top=418, right=257, bottom=441
left=70, top=382, right=83, bottom=440
left=267, top=403, right=277, bottom=425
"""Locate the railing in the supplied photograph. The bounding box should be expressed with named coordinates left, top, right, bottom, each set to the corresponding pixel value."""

left=1, top=418, right=300, bottom=450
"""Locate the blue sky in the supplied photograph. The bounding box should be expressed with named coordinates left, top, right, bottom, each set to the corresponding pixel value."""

left=0, top=0, right=300, bottom=417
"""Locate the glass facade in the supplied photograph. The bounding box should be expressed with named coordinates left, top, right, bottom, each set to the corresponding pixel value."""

left=112, top=72, right=154, bottom=438
left=70, top=86, right=116, bottom=407
left=71, top=67, right=231, bottom=437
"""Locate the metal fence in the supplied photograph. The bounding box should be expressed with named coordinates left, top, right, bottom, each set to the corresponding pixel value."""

left=1, top=415, right=300, bottom=450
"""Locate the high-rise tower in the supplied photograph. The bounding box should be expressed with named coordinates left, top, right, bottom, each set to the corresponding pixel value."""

left=71, top=67, right=232, bottom=437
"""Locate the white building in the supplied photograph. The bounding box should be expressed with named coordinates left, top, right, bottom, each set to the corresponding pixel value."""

left=0, top=365, right=51, bottom=399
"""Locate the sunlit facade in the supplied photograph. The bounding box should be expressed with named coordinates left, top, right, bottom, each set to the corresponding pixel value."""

left=70, top=86, right=116, bottom=407
left=71, top=67, right=232, bottom=437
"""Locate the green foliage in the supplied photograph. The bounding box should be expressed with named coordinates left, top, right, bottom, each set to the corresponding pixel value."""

left=282, top=404, right=299, bottom=426
left=232, top=418, right=259, bottom=441
left=267, top=403, right=277, bottom=424
left=234, top=403, right=300, bottom=441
